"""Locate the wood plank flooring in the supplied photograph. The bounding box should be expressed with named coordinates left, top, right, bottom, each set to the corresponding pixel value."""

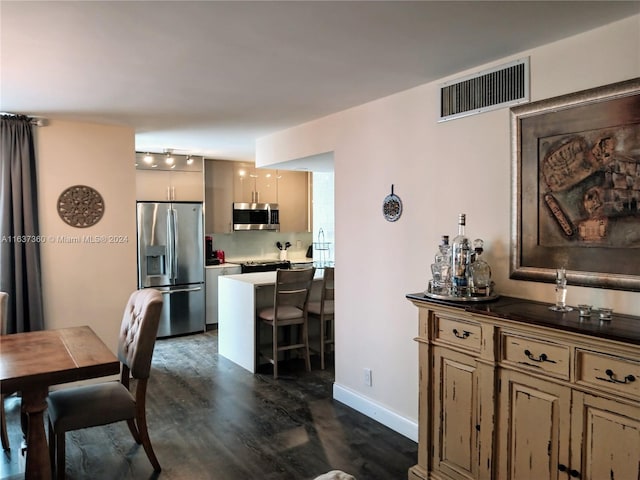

left=1, top=330, right=417, bottom=479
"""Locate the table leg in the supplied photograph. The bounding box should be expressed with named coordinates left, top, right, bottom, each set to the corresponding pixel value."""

left=21, top=385, right=51, bottom=479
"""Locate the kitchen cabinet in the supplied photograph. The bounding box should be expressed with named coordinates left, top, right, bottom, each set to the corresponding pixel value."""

left=233, top=162, right=278, bottom=204
left=277, top=170, right=310, bottom=232
left=205, top=264, right=241, bottom=325
left=136, top=153, right=203, bottom=201
left=206, top=160, right=310, bottom=233
left=205, top=159, right=234, bottom=233
left=406, top=294, right=640, bottom=480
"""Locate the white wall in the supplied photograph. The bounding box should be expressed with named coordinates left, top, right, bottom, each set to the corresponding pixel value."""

left=256, top=16, right=640, bottom=440
left=37, top=120, right=137, bottom=353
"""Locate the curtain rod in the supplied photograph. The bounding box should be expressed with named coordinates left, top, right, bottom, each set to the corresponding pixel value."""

left=29, top=118, right=49, bottom=127
left=1, top=112, right=48, bottom=126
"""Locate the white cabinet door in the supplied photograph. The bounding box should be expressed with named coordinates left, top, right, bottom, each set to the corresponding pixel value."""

left=205, top=266, right=241, bottom=325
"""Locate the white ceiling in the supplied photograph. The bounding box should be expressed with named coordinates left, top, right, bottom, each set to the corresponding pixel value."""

left=2, top=1, right=638, bottom=164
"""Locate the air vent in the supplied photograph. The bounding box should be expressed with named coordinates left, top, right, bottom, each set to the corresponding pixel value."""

left=439, top=58, right=529, bottom=121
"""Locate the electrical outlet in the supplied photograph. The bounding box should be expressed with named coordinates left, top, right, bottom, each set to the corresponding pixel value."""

left=296, top=240, right=302, bottom=248
left=363, top=368, right=372, bottom=386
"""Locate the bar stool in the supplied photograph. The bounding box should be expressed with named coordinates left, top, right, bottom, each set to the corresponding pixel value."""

left=257, top=267, right=316, bottom=379
left=308, top=267, right=334, bottom=369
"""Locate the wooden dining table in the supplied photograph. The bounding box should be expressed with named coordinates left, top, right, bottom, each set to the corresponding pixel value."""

left=0, top=326, right=120, bottom=479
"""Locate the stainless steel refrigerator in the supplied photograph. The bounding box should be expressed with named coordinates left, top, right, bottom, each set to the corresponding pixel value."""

left=136, top=202, right=205, bottom=337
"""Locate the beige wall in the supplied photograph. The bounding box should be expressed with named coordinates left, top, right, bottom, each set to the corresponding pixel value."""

left=256, top=16, right=640, bottom=440
left=37, top=120, right=137, bottom=353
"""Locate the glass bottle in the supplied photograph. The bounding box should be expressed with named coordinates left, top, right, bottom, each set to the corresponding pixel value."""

left=451, top=213, right=471, bottom=296
left=430, top=235, right=451, bottom=293
left=469, top=239, right=492, bottom=295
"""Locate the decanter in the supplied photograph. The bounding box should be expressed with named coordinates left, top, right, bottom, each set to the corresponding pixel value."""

left=469, top=239, right=492, bottom=295
left=451, top=214, right=471, bottom=296
left=430, top=235, right=451, bottom=293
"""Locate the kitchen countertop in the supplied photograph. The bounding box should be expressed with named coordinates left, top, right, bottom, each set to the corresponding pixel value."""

left=205, top=262, right=241, bottom=269
left=224, top=269, right=323, bottom=286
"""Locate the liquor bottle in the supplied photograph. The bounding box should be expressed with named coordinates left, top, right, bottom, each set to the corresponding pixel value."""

left=451, top=214, right=471, bottom=296
left=469, top=238, right=492, bottom=295
left=430, top=235, right=451, bottom=292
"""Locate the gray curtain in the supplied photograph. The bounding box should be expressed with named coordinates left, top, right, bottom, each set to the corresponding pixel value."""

left=0, top=114, right=44, bottom=333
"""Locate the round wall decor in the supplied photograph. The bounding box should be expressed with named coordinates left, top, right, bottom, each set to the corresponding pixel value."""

left=382, top=184, right=402, bottom=222
left=57, top=185, right=105, bottom=228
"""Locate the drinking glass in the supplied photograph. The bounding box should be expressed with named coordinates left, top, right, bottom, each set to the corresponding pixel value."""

left=549, top=267, right=573, bottom=312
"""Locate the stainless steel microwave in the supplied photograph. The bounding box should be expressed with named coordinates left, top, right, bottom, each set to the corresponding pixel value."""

left=232, top=203, right=280, bottom=231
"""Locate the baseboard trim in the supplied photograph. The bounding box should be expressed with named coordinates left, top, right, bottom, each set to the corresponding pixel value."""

left=332, top=383, right=418, bottom=442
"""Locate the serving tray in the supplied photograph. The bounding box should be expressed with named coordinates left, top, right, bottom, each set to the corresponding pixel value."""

left=424, top=284, right=499, bottom=302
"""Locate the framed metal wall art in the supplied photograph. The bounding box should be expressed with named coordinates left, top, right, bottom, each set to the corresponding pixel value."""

left=510, top=78, right=640, bottom=291
left=57, top=185, right=105, bottom=228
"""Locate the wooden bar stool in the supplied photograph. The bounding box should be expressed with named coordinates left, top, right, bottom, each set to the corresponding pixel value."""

left=308, top=267, right=335, bottom=369
left=257, top=267, right=316, bottom=379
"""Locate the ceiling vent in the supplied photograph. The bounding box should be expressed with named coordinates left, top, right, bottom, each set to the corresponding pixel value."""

left=439, top=57, right=529, bottom=121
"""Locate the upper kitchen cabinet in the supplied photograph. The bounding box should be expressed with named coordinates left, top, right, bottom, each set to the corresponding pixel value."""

left=233, top=162, right=278, bottom=204
left=204, top=159, right=234, bottom=233
left=135, top=152, right=203, bottom=202
left=205, top=160, right=310, bottom=233
left=277, top=170, right=310, bottom=233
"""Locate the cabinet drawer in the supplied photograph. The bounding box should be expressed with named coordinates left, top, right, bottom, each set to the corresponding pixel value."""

left=576, top=349, right=640, bottom=399
left=435, top=316, right=482, bottom=353
left=501, top=333, right=570, bottom=379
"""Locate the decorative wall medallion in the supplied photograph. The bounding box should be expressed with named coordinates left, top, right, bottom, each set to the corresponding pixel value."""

left=57, top=185, right=105, bottom=228
left=382, top=184, right=402, bottom=222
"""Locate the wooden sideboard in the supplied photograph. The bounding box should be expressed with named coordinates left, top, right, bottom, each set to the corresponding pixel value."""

left=406, top=294, right=640, bottom=480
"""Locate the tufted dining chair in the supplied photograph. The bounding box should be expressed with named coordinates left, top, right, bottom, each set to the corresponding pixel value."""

left=47, top=289, right=163, bottom=479
left=0, top=291, right=10, bottom=450
left=258, top=267, right=316, bottom=379
left=307, top=267, right=335, bottom=370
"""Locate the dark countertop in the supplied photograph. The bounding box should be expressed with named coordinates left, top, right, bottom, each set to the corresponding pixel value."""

left=406, top=293, right=640, bottom=346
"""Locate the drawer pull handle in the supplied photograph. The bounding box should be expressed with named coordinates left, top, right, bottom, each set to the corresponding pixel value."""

left=524, top=349, right=556, bottom=363
left=596, top=369, right=636, bottom=384
left=569, top=469, right=581, bottom=478
left=452, top=329, right=471, bottom=339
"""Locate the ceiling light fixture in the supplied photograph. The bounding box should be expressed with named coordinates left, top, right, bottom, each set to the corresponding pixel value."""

left=186, top=155, right=193, bottom=165
left=163, top=148, right=175, bottom=166
left=143, top=153, right=153, bottom=164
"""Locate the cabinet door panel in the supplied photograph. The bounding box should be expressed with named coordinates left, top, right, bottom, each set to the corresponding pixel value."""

left=498, top=371, right=570, bottom=480
left=572, top=392, right=640, bottom=480
left=171, top=171, right=203, bottom=201
left=278, top=170, right=309, bottom=232
left=136, top=169, right=171, bottom=201
left=205, top=160, right=234, bottom=233
left=433, top=347, right=479, bottom=480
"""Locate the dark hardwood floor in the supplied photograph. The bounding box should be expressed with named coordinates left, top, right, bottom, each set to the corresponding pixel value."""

left=1, top=330, right=417, bottom=479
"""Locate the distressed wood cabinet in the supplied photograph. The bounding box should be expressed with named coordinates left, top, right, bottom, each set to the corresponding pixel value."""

left=407, top=294, right=640, bottom=480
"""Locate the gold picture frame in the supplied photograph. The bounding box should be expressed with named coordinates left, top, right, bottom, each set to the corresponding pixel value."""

left=510, top=78, right=640, bottom=291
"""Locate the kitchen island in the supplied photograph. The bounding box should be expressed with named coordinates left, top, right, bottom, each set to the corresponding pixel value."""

left=218, top=270, right=323, bottom=373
